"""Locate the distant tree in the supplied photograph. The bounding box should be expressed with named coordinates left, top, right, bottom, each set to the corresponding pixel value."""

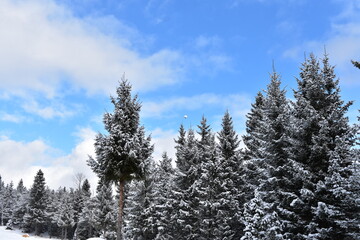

left=55, top=188, right=75, bottom=239
left=25, top=169, right=48, bottom=235
left=11, top=179, right=28, bottom=229
left=88, top=77, right=153, bottom=240
left=2, top=182, right=16, bottom=226
left=0, top=175, right=5, bottom=226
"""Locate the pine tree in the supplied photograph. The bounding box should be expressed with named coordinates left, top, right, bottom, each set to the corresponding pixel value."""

left=152, top=152, right=175, bottom=240
left=241, top=190, right=284, bottom=240
left=88, top=76, right=153, bottom=240
left=172, top=127, right=201, bottom=239
left=26, top=169, right=48, bottom=235
left=0, top=175, right=5, bottom=226
left=287, top=53, right=357, bottom=239
left=2, top=181, right=16, bottom=226
left=94, top=180, right=117, bottom=240
left=56, top=188, right=75, bottom=239
left=243, top=91, right=266, bottom=160
left=196, top=117, right=219, bottom=240
left=214, top=111, right=243, bottom=239
left=125, top=157, right=157, bottom=240
left=11, top=179, right=29, bottom=229
left=77, top=196, right=99, bottom=240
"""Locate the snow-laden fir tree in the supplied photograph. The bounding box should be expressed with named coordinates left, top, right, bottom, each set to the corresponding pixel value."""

left=290, top=53, right=356, bottom=238
left=88, top=76, right=153, bottom=240
left=241, top=190, right=284, bottom=240
left=1, top=181, right=15, bottom=226
left=214, top=111, right=243, bottom=239
left=243, top=91, right=266, bottom=160
left=24, top=169, right=48, bottom=235
left=55, top=188, right=75, bottom=239
left=11, top=179, right=29, bottom=229
left=242, top=91, right=268, bottom=206
left=0, top=175, right=4, bottom=226
left=77, top=195, right=99, bottom=240
left=93, top=180, right=117, bottom=240
left=196, top=116, right=219, bottom=240
left=171, top=127, right=202, bottom=239
left=152, top=152, right=175, bottom=240
left=125, top=156, right=157, bottom=240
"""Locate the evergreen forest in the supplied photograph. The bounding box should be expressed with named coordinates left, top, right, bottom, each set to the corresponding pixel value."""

left=1, top=53, right=359, bottom=240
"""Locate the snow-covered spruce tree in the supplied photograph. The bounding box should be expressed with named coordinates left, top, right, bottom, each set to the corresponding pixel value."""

left=241, top=91, right=268, bottom=206
left=290, top=53, right=356, bottom=237
left=196, top=116, right=219, bottom=240
left=0, top=175, right=4, bottom=226
left=310, top=134, right=360, bottom=239
left=1, top=181, right=16, bottom=226
left=243, top=91, right=266, bottom=160
left=241, top=190, right=283, bottom=240
left=172, top=126, right=202, bottom=239
left=214, top=111, right=243, bottom=239
left=77, top=195, right=99, bottom=240
left=88, top=77, right=153, bottom=240
left=93, top=180, right=117, bottom=240
left=247, top=71, right=313, bottom=239
left=125, top=157, right=157, bottom=240
left=11, top=179, right=29, bottom=229
left=55, top=188, right=75, bottom=239
left=152, top=152, right=175, bottom=240
left=25, top=169, right=48, bottom=235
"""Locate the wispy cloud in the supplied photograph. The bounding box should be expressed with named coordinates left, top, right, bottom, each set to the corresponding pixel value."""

left=0, top=113, right=27, bottom=123
left=22, top=99, right=79, bottom=119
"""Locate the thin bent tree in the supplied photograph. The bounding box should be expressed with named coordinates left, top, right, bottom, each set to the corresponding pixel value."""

left=88, top=76, right=153, bottom=240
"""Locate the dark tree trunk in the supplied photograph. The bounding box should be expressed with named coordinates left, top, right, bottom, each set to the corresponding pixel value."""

left=117, top=180, right=125, bottom=240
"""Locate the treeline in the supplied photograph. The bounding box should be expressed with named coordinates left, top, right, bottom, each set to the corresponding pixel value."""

left=1, top=53, right=360, bottom=240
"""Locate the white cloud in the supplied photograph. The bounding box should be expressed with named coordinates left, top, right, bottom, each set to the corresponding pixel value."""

left=150, top=128, right=177, bottom=162
left=0, top=0, right=184, bottom=98
left=0, top=128, right=98, bottom=192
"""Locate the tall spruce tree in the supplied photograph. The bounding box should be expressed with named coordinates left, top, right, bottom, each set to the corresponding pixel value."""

left=196, top=117, right=219, bottom=240
left=291, top=53, right=356, bottom=238
left=214, top=111, right=243, bottom=239
left=172, top=127, right=202, bottom=239
left=88, top=76, right=153, bottom=240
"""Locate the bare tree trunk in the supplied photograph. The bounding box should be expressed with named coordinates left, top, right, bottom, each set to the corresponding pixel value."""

left=117, top=180, right=125, bottom=240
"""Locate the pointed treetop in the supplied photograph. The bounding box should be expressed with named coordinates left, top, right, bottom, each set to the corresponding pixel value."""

left=218, top=110, right=240, bottom=159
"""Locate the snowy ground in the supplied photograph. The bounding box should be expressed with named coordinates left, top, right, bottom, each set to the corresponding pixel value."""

left=0, top=226, right=103, bottom=240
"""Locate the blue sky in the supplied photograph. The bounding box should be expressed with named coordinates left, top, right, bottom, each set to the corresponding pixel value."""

left=0, top=0, right=359, bottom=190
